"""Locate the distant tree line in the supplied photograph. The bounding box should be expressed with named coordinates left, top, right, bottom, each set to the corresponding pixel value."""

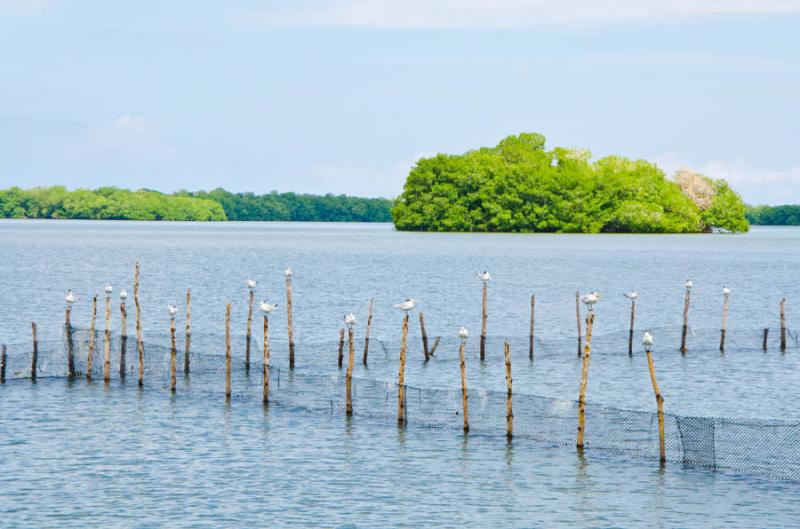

left=745, top=205, right=800, bottom=225
left=0, top=186, right=393, bottom=222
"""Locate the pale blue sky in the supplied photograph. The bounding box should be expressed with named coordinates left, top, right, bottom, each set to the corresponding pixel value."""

left=1, top=0, right=799, bottom=203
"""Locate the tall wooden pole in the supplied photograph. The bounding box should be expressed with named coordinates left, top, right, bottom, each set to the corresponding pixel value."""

left=262, top=315, right=270, bottom=404
left=529, top=295, right=535, bottom=360
left=504, top=341, right=513, bottom=440
left=646, top=348, right=666, bottom=464
left=87, top=295, right=97, bottom=380
left=245, top=288, right=254, bottom=372
left=680, top=288, right=691, bottom=353
left=480, top=282, right=488, bottom=361
left=225, top=303, right=232, bottom=400
left=103, top=294, right=111, bottom=383
left=720, top=292, right=730, bottom=352
left=363, top=298, right=373, bottom=366
left=628, top=298, right=636, bottom=357
left=575, top=292, right=582, bottom=357
left=66, top=303, right=75, bottom=377
left=31, top=322, right=38, bottom=382
left=576, top=311, right=595, bottom=449
left=134, top=262, right=144, bottom=387
left=780, top=298, right=787, bottom=352
left=169, top=315, right=177, bottom=393
left=285, top=271, right=295, bottom=369
left=346, top=325, right=355, bottom=416
left=184, top=289, right=191, bottom=374
left=119, top=298, right=127, bottom=378
left=419, top=312, right=430, bottom=362
left=397, top=313, right=409, bottom=425
left=337, top=328, right=345, bottom=368
left=0, top=344, right=6, bottom=384
left=459, top=338, right=469, bottom=433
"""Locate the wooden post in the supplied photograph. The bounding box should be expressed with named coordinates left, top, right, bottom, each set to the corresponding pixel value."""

left=480, top=282, right=488, bottom=361
left=780, top=298, right=787, bottom=352
left=763, top=328, right=769, bottom=351
left=169, top=315, right=177, bottom=393
left=286, top=271, right=295, bottom=369
left=184, top=289, right=191, bottom=374
left=337, top=328, right=345, bottom=368
left=720, top=292, right=730, bottom=352
left=245, top=288, right=254, bottom=372
left=504, top=340, right=513, bottom=440
left=87, top=295, right=97, bottom=380
left=66, top=303, right=75, bottom=377
left=346, top=326, right=355, bottom=416
left=397, top=314, right=409, bottom=425
left=134, top=262, right=144, bottom=387
left=680, top=288, right=691, bottom=353
left=429, top=337, right=441, bottom=356
left=262, top=315, right=270, bottom=404
left=529, top=294, right=535, bottom=360
left=420, top=312, right=430, bottom=362
left=576, top=311, right=595, bottom=448
left=459, top=338, right=469, bottom=433
left=363, top=298, right=373, bottom=365
left=103, top=294, right=111, bottom=383
left=645, top=348, right=666, bottom=464
left=628, top=298, right=636, bottom=357
left=31, top=322, right=38, bottom=382
left=575, top=292, right=582, bottom=357
left=0, top=344, right=5, bottom=383
left=119, top=298, right=127, bottom=378
left=225, top=303, right=232, bottom=400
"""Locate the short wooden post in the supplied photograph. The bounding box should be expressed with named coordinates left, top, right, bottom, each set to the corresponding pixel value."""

left=225, top=303, right=232, bottom=400
left=346, top=325, right=355, bottom=416
left=262, top=315, right=270, bottom=404
left=134, top=262, right=144, bottom=387
left=459, top=337, right=469, bottom=433
left=680, top=287, right=691, bottom=353
left=645, top=347, right=666, bottom=464
left=285, top=269, right=296, bottom=369
left=119, top=295, right=127, bottom=378
left=628, top=298, right=636, bottom=357
left=780, top=298, right=787, bottom=352
left=576, top=311, right=595, bottom=448
left=31, top=322, right=38, bottom=382
left=0, top=344, right=6, bottom=383
left=480, top=281, right=488, bottom=361
left=103, top=292, right=111, bottom=383
left=169, top=313, right=177, bottom=393
left=337, top=328, right=345, bottom=368
left=429, top=337, right=441, bottom=356
left=575, top=292, right=582, bottom=357
left=363, top=298, right=373, bottom=365
left=420, top=312, right=430, bottom=362
left=66, top=302, right=75, bottom=377
left=245, top=287, right=255, bottom=372
left=397, top=314, right=409, bottom=425
left=763, top=328, right=769, bottom=351
left=184, top=289, right=191, bottom=374
left=720, top=290, right=730, bottom=352
left=529, top=294, right=535, bottom=360
left=504, top=340, right=513, bottom=440
left=87, top=295, right=97, bottom=380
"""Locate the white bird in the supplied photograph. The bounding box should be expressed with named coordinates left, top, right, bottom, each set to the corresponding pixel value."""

left=344, top=313, right=356, bottom=326
left=580, top=291, right=601, bottom=308
left=393, top=299, right=417, bottom=312
left=246, top=278, right=257, bottom=290
left=119, top=289, right=128, bottom=301
left=642, top=331, right=654, bottom=347
left=458, top=326, right=469, bottom=340
left=723, top=286, right=731, bottom=296
left=685, top=279, right=693, bottom=290
left=259, top=301, right=278, bottom=315
left=65, top=290, right=77, bottom=304
left=104, top=284, right=113, bottom=296
left=624, top=291, right=638, bottom=300
left=168, top=305, right=178, bottom=318
left=284, top=267, right=293, bottom=277
left=476, top=270, right=491, bottom=282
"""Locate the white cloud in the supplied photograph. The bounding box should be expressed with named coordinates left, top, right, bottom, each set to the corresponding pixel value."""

left=65, top=115, right=172, bottom=161
left=234, top=0, right=800, bottom=28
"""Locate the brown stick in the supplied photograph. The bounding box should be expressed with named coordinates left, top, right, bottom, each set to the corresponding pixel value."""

left=459, top=339, right=469, bottom=433
left=134, top=262, right=144, bottom=387
left=363, top=298, right=373, bottom=366
left=429, top=336, right=441, bottom=356
left=169, top=316, right=177, bottom=393
left=119, top=300, right=127, bottom=377
left=262, top=315, right=270, bottom=404
left=529, top=294, right=535, bottom=360
left=576, top=311, right=595, bottom=448
left=0, top=344, right=5, bottom=383
left=225, top=303, right=232, bottom=400
left=480, top=282, right=488, bottom=361
left=346, top=326, right=355, bottom=416
left=720, top=293, right=730, bottom=352
left=397, top=313, right=409, bottom=425
left=646, top=350, right=666, bottom=464
left=337, top=328, right=345, bottom=368
left=763, top=328, right=769, bottom=351
left=576, top=292, right=582, bottom=357
left=87, top=295, right=97, bottom=380
left=780, top=298, right=787, bottom=352
left=103, top=295, right=111, bottom=383
left=245, top=289, right=254, bottom=372
left=31, top=322, right=38, bottom=382
left=504, top=340, right=513, bottom=440
left=680, top=289, right=691, bottom=353
left=66, top=304, right=75, bottom=377
left=420, top=312, right=430, bottom=362
left=628, top=298, right=636, bottom=357
left=286, top=274, right=295, bottom=369
left=184, top=289, right=191, bottom=374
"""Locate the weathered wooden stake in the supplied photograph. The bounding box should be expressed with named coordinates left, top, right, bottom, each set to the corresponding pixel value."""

left=285, top=270, right=296, bottom=369
left=134, top=262, right=144, bottom=387
left=576, top=311, right=595, bottom=448
left=529, top=294, right=535, bottom=360
left=66, top=303, right=75, bottom=377
left=575, top=292, right=582, bottom=357
left=504, top=340, right=513, bottom=440
left=184, top=289, right=191, bottom=374
left=645, top=348, right=666, bottom=464
left=337, top=328, right=345, bottom=368
left=31, top=322, right=38, bottom=382
left=0, top=344, right=6, bottom=383
left=397, top=313, right=409, bottom=425
left=119, top=297, right=127, bottom=377
left=628, top=298, right=636, bottom=357
left=420, top=312, right=430, bottom=362
left=680, top=288, right=691, bottom=353
left=103, top=294, right=111, bottom=383
left=262, top=315, right=270, bottom=404
left=720, top=291, right=730, bottom=352
left=87, top=295, right=97, bottom=380
left=169, top=314, right=177, bottom=393
left=245, top=288, right=254, bottom=372
left=480, top=282, right=488, bottom=361
left=780, top=298, right=787, bottom=352
left=225, top=303, right=232, bottom=400
left=363, top=298, right=374, bottom=366
left=429, top=337, right=441, bottom=356
left=459, top=338, right=469, bottom=433
left=763, top=328, right=769, bottom=351
left=346, top=326, right=355, bottom=416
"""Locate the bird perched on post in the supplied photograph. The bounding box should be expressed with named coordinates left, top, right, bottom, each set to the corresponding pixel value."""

left=65, top=290, right=77, bottom=305
left=685, top=279, right=693, bottom=290
left=393, top=299, right=417, bottom=312
left=344, top=313, right=356, bottom=327
left=643, top=331, right=654, bottom=350
left=104, top=284, right=113, bottom=297
left=246, top=278, right=257, bottom=290
left=284, top=267, right=293, bottom=277
left=259, top=301, right=278, bottom=315
left=624, top=291, right=638, bottom=300
left=459, top=326, right=469, bottom=341
left=476, top=271, right=491, bottom=283
left=119, top=289, right=128, bottom=301
left=167, top=305, right=178, bottom=319
left=722, top=286, right=731, bottom=296
left=580, top=291, right=601, bottom=310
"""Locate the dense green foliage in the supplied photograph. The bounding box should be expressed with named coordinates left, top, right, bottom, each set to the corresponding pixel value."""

left=391, top=133, right=749, bottom=233
left=0, top=186, right=393, bottom=222
left=746, top=205, right=800, bottom=225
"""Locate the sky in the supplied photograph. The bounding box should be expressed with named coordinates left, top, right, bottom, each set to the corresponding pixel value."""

left=1, top=1, right=799, bottom=204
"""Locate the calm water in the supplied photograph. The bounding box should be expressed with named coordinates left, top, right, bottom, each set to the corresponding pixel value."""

left=1, top=220, right=799, bottom=528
